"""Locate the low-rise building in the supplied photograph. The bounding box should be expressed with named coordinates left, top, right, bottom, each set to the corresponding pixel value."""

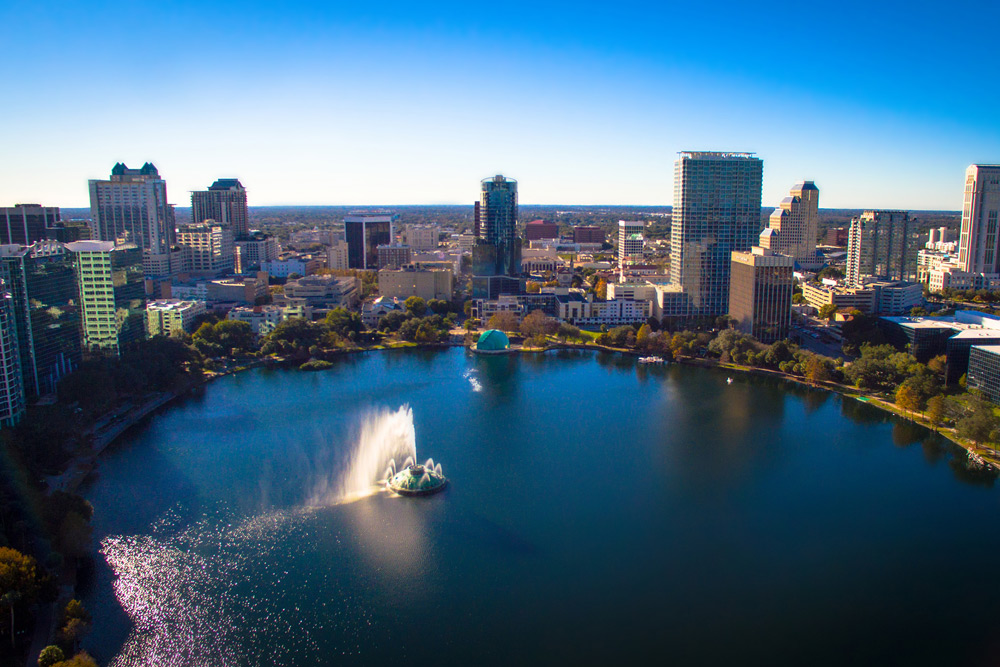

left=228, top=303, right=314, bottom=336
left=362, top=296, right=403, bottom=328
left=405, top=224, right=440, bottom=251
left=283, top=274, right=360, bottom=308
left=879, top=310, right=1000, bottom=384
left=378, top=263, right=454, bottom=301
left=207, top=273, right=269, bottom=304
left=524, top=220, right=560, bottom=241
left=146, top=299, right=206, bottom=336
left=262, top=254, right=323, bottom=278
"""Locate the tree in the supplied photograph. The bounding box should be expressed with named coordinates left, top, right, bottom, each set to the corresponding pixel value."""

left=636, top=323, right=652, bottom=348
left=464, top=318, right=480, bottom=332
left=427, top=299, right=450, bottom=315
left=487, top=311, right=519, bottom=333
left=927, top=354, right=947, bottom=376
left=0, top=547, right=44, bottom=649
left=324, top=307, right=363, bottom=339
left=520, top=310, right=557, bottom=337
left=39, top=646, right=65, bottom=667
left=957, top=397, right=1000, bottom=446
left=525, top=281, right=541, bottom=294
left=804, top=355, right=832, bottom=384
left=925, top=394, right=948, bottom=428
left=895, top=383, right=921, bottom=417
left=56, top=600, right=92, bottom=652
left=818, top=303, right=839, bottom=321
left=404, top=296, right=427, bottom=317
left=378, top=310, right=410, bottom=332
left=50, top=652, right=98, bottom=667
left=557, top=322, right=582, bottom=342
left=817, top=266, right=844, bottom=280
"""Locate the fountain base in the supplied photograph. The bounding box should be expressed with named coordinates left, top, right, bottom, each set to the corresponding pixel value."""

left=387, top=464, right=448, bottom=496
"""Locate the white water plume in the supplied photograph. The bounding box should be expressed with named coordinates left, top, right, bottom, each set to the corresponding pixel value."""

left=308, top=405, right=417, bottom=505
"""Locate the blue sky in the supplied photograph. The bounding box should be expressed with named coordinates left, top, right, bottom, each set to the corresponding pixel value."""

left=2, top=0, right=998, bottom=209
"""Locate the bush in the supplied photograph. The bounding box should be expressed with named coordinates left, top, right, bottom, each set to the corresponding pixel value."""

left=299, top=360, right=334, bottom=371
left=39, top=646, right=65, bottom=667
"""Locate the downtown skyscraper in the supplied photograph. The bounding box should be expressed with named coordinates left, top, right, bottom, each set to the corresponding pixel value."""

left=758, top=181, right=820, bottom=267
left=670, top=152, right=763, bottom=318
left=88, top=162, right=175, bottom=253
left=471, top=174, right=521, bottom=299
left=192, top=178, right=250, bottom=240
left=846, top=210, right=918, bottom=286
left=957, top=165, right=1000, bottom=274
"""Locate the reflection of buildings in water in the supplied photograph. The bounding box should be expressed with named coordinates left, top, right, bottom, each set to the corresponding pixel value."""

left=665, top=374, right=787, bottom=493
left=471, top=353, right=521, bottom=403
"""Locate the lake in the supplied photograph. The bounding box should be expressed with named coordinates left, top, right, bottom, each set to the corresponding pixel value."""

left=80, top=347, right=1000, bottom=666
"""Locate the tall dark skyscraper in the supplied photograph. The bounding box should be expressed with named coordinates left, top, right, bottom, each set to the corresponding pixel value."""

left=0, top=241, right=81, bottom=397
left=89, top=162, right=175, bottom=253
left=671, top=152, right=763, bottom=318
left=1, top=204, right=61, bottom=246
left=192, top=179, right=250, bottom=240
left=472, top=175, right=521, bottom=278
left=345, top=213, right=397, bottom=270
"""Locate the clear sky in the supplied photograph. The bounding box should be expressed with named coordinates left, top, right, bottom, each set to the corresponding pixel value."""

left=2, top=0, right=998, bottom=210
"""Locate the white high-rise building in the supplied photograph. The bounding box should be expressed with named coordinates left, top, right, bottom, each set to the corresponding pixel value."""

left=958, top=165, right=1000, bottom=273
left=671, top=151, right=763, bottom=317
left=758, top=181, right=819, bottom=266
left=617, top=221, right=644, bottom=274
left=88, top=162, right=175, bottom=254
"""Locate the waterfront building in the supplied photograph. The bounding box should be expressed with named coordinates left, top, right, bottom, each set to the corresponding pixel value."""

left=1, top=204, right=61, bottom=246
left=227, top=303, right=313, bottom=336
left=573, top=226, right=605, bottom=245
left=758, top=181, right=820, bottom=267
left=967, top=345, right=1000, bottom=403
left=472, top=175, right=520, bottom=286
left=378, top=263, right=454, bottom=301
left=88, top=162, right=175, bottom=254
left=177, top=221, right=235, bottom=276
left=192, top=178, right=249, bottom=240
left=146, top=299, right=206, bottom=336
left=0, top=242, right=82, bottom=398
left=361, top=296, right=403, bottom=328
left=405, top=224, right=440, bottom=251
left=235, top=233, right=279, bottom=274
left=345, top=213, right=397, bottom=270
left=846, top=210, right=918, bottom=286
left=879, top=310, right=1000, bottom=384
left=728, top=247, right=794, bottom=344
left=524, top=220, right=560, bottom=242
left=670, top=151, right=763, bottom=318
left=377, top=244, right=412, bottom=270
left=66, top=241, right=146, bottom=355
left=0, top=284, right=24, bottom=427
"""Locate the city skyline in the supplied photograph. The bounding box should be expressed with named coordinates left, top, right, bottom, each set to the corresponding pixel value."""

left=2, top=1, right=999, bottom=209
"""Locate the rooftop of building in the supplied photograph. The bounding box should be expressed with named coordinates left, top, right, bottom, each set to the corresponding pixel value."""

left=971, top=344, right=1000, bottom=354
left=207, top=178, right=244, bottom=190
left=65, top=240, right=116, bottom=253
left=147, top=299, right=202, bottom=311
left=678, top=151, right=757, bottom=159
left=882, top=310, right=1000, bottom=331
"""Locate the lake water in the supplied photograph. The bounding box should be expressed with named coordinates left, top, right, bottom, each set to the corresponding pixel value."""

left=80, top=348, right=1000, bottom=666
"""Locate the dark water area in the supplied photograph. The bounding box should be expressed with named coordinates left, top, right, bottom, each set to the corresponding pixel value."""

left=80, top=348, right=1000, bottom=666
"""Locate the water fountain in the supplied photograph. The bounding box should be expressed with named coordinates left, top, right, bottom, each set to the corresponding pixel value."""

left=385, top=458, right=448, bottom=496
left=309, top=404, right=447, bottom=504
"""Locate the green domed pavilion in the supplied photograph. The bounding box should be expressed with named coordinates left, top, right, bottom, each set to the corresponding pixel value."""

left=476, top=329, right=510, bottom=353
